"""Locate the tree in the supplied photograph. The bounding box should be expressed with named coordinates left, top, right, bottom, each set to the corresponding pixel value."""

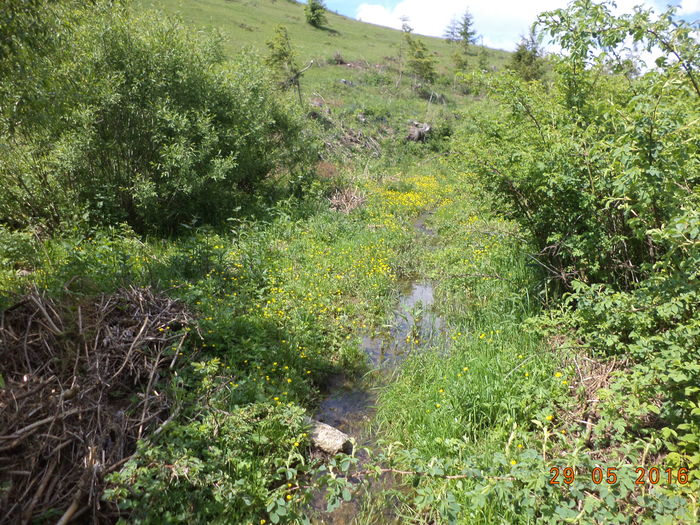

left=448, top=10, right=478, bottom=69
left=404, top=29, right=436, bottom=84
left=444, top=17, right=460, bottom=43
left=266, top=25, right=304, bottom=103
left=509, top=29, right=545, bottom=81
left=457, top=10, right=478, bottom=49
left=305, top=0, right=327, bottom=28
left=451, top=49, right=469, bottom=71
left=477, top=40, right=489, bottom=71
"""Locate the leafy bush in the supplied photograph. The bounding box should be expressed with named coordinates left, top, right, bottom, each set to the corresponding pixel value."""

left=455, top=3, right=698, bottom=289
left=304, top=0, right=327, bottom=28
left=106, top=364, right=312, bottom=524
left=265, top=24, right=306, bottom=104
left=556, top=209, right=700, bottom=470
left=451, top=0, right=700, bottom=479
left=509, top=29, right=545, bottom=81
left=0, top=1, right=315, bottom=234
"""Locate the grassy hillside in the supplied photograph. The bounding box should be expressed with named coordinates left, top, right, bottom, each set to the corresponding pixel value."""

left=135, top=0, right=511, bottom=73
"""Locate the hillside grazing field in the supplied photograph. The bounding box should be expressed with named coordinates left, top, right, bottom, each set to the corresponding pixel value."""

left=135, top=0, right=511, bottom=74
left=135, top=0, right=512, bottom=163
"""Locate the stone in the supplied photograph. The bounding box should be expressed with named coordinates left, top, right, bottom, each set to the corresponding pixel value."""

left=305, top=417, right=352, bottom=455
left=406, top=121, right=432, bottom=142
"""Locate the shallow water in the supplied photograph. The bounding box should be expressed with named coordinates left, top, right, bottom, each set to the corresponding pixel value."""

left=314, top=279, right=443, bottom=436
left=310, top=211, right=444, bottom=523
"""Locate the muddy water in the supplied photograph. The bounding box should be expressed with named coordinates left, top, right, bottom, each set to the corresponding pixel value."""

left=311, top=212, right=444, bottom=523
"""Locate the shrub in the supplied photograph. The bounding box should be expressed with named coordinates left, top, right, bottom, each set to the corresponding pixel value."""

left=304, top=0, right=327, bottom=28
left=509, top=29, right=545, bottom=81
left=404, top=32, right=437, bottom=84
left=327, top=50, right=346, bottom=65
left=0, top=1, right=315, bottom=234
left=452, top=0, right=700, bottom=477
left=266, top=24, right=306, bottom=103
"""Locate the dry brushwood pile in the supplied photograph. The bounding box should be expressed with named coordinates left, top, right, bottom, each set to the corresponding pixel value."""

left=0, top=287, right=194, bottom=524
left=329, top=187, right=366, bottom=214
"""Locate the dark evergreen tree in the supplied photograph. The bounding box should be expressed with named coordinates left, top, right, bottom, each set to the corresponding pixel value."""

left=510, top=29, right=545, bottom=81
left=458, top=10, right=478, bottom=49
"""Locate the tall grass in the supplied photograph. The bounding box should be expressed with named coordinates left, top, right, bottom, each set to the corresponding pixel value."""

left=372, top=171, right=565, bottom=523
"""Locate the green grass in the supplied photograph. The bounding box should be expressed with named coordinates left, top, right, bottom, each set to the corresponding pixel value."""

left=2, top=161, right=452, bottom=522
left=364, top=168, right=563, bottom=523
left=134, top=0, right=511, bottom=75
left=355, top=166, right=696, bottom=523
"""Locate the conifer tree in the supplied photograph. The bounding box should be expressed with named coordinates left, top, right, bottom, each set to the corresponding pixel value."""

left=509, top=29, right=545, bottom=81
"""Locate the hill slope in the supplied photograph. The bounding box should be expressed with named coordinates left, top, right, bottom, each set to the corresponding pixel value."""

left=135, top=0, right=510, bottom=82
left=135, top=0, right=511, bottom=168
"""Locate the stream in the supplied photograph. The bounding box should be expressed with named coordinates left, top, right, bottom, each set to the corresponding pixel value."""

left=311, top=211, right=446, bottom=523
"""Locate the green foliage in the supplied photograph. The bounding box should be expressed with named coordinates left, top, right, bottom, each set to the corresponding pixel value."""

left=457, top=11, right=478, bottom=50
left=451, top=49, right=470, bottom=72
left=106, top=367, right=312, bottom=524
left=553, top=209, right=700, bottom=470
left=509, top=29, right=545, bottom=81
left=0, top=0, right=55, bottom=76
left=0, top=1, right=314, bottom=234
left=368, top=439, right=696, bottom=524
left=454, top=4, right=699, bottom=288
left=443, top=17, right=460, bottom=44
left=134, top=0, right=513, bottom=88
left=444, top=11, right=479, bottom=74
left=1, top=166, right=437, bottom=521
left=370, top=163, right=696, bottom=524
left=265, top=24, right=305, bottom=101
left=447, top=1, right=700, bottom=514
left=404, top=31, right=437, bottom=84
left=304, top=0, right=327, bottom=28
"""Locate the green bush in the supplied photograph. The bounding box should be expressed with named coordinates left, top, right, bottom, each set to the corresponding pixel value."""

left=304, top=0, right=327, bottom=28
left=509, top=29, right=545, bottom=81
left=556, top=209, right=700, bottom=470
left=105, top=366, right=312, bottom=524
left=454, top=8, right=699, bottom=288
left=0, top=1, right=315, bottom=234
left=451, top=0, right=700, bottom=478
left=404, top=32, right=437, bottom=84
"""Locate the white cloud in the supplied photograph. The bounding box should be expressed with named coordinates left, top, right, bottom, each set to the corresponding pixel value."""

left=355, top=0, right=661, bottom=51
left=677, top=0, right=700, bottom=14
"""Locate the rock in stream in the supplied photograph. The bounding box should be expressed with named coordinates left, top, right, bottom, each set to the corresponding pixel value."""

left=305, top=417, right=353, bottom=455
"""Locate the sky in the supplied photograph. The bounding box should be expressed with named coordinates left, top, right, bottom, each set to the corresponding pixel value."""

left=322, top=0, right=700, bottom=50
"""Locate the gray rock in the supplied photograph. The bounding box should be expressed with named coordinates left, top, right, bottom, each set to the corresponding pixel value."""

left=407, top=121, right=432, bottom=142
left=305, top=417, right=352, bottom=455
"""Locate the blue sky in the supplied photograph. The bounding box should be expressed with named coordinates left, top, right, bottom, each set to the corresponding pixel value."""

left=319, top=1, right=700, bottom=51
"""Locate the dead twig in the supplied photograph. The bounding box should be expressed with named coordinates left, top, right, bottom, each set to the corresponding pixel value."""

left=0, top=286, right=194, bottom=524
